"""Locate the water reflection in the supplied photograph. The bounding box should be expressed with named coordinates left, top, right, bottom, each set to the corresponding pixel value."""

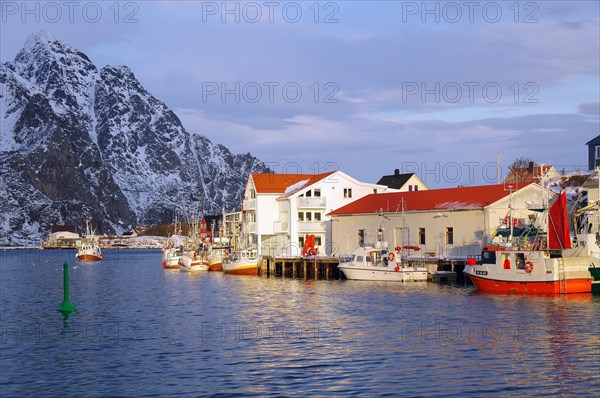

left=0, top=250, right=598, bottom=397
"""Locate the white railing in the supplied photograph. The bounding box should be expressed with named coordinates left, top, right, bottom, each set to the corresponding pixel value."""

left=297, top=221, right=326, bottom=233
left=297, top=197, right=326, bottom=208
left=273, top=221, right=289, bottom=234
left=243, top=199, right=256, bottom=210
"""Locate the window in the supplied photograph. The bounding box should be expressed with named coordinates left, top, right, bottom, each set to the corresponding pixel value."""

left=306, top=212, right=312, bottom=221
left=298, top=212, right=304, bottom=221
left=314, top=212, right=321, bottom=221
left=414, top=185, right=419, bottom=191
left=358, top=229, right=365, bottom=246
left=408, top=185, right=413, bottom=192
left=446, top=227, right=454, bottom=245
left=419, top=228, right=426, bottom=245
left=306, top=190, right=312, bottom=197
left=299, top=236, right=305, bottom=247
left=344, top=188, right=352, bottom=198
left=596, top=146, right=600, bottom=159
left=373, top=189, right=377, bottom=194
left=516, top=253, right=525, bottom=269
left=314, top=189, right=321, bottom=197
left=315, top=236, right=322, bottom=246
left=482, top=251, right=496, bottom=264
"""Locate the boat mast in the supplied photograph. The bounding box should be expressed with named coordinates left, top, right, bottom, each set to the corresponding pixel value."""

left=507, top=185, right=514, bottom=244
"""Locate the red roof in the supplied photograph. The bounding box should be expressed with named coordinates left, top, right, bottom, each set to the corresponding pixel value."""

left=505, top=165, right=554, bottom=184
left=329, top=183, right=533, bottom=215
left=251, top=172, right=336, bottom=194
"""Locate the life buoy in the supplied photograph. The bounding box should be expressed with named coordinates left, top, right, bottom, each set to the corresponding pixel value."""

left=395, top=246, right=401, bottom=252
left=388, top=252, right=395, bottom=262
left=525, top=261, right=534, bottom=273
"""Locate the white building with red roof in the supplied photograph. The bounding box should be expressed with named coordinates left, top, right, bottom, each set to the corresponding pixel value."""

left=242, top=171, right=392, bottom=256
left=328, top=182, right=555, bottom=259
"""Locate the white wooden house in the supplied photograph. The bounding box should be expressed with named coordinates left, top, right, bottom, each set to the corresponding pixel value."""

left=241, top=171, right=392, bottom=256
left=329, top=183, right=555, bottom=259
left=377, top=169, right=428, bottom=192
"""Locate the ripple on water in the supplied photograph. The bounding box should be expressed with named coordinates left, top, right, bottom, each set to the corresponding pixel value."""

left=1, top=250, right=599, bottom=397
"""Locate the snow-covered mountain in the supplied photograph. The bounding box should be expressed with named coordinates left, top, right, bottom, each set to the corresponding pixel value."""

left=0, top=31, right=269, bottom=244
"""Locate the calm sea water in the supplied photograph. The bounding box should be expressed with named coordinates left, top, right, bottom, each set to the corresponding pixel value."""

left=1, top=249, right=598, bottom=397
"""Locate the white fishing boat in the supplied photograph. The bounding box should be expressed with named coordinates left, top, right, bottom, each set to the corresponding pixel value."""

left=76, top=219, right=103, bottom=261
left=223, top=249, right=259, bottom=275
left=178, top=214, right=210, bottom=272
left=162, top=244, right=183, bottom=269
left=179, top=249, right=209, bottom=272
left=464, top=192, right=598, bottom=294
left=207, top=244, right=228, bottom=272
left=162, top=214, right=183, bottom=269
left=205, top=220, right=229, bottom=271
left=338, top=243, right=428, bottom=282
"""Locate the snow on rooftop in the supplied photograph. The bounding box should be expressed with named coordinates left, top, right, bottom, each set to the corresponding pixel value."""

left=434, top=201, right=482, bottom=210
left=283, top=179, right=310, bottom=196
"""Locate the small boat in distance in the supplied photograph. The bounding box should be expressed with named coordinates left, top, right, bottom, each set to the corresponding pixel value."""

left=162, top=215, right=183, bottom=269
left=338, top=242, right=428, bottom=282
left=179, top=214, right=209, bottom=272
left=76, top=219, right=103, bottom=261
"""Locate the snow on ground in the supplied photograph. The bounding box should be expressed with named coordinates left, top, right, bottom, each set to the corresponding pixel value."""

left=101, top=235, right=166, bottom=249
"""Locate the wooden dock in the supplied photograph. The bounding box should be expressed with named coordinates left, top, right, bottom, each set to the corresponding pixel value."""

left=258, top=256, right=467, bottom=283
left=260, top=256, right=344, bottom=280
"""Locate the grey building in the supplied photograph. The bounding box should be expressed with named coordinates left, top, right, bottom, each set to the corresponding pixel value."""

left=587, top=135, right=600, bottom=170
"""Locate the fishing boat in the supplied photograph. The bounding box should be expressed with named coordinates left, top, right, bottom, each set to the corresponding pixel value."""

left=76, top=219, right=103, bottom=261
left=162, top=244, right=183, bottom=269
left=179, top=248, right=209, bottom=272
left=223, top=249, right=259, bottom=275
left=222, top=204, right=259, bottom=275
left=204, top=219, right=229, bottom=271
left=179, top=214, right=209, bottom=272
left=162, top=215, right=183, bottom=269
left=464, top=192, right=599, bottom=294
left=207, top=245, right=228, bottom=271
left=338, top=242, right=428, bottom=282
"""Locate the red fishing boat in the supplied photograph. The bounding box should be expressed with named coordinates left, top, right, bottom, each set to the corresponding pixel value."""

left=464, top=192, right=598, bottom=294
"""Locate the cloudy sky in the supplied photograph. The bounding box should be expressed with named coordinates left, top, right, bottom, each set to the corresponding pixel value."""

left=2, top=1, right=599, bottom=187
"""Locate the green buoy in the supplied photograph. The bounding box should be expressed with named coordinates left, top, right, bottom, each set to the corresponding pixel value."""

left=57, top=261, right=77, bottom=314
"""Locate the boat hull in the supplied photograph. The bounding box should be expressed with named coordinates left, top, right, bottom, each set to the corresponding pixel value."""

left=162, top=257, right=180, bottom=269
left=467, top=274, right=592, bottom=294
left=179, top=252, right=208, bottom=272
left=338, top=265, right=427, bottom=282
left=223, top=265, right=258, bottom=275
left=77, top=254, right=103, bottom=261
left=223, top=260, right=258, bottom=275
left=207, top=261, right=223, bottom=272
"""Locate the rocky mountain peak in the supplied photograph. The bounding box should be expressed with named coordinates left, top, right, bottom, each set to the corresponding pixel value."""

left=0, top=32, right=270, bottom=244
left=12, top=31, right=98, bottom=121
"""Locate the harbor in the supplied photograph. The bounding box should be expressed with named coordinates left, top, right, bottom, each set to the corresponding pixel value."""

left=1, top=248, right=599, bottom=397
left=2, top=4, right=599, bottom=396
